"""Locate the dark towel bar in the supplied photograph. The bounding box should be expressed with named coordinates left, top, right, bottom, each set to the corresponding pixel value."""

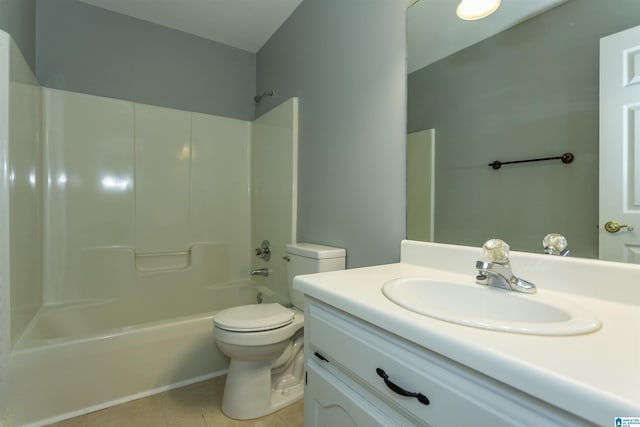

left=489, top=152, right=574, bottom=170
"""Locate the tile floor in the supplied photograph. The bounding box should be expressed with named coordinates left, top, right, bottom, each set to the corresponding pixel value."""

left=47, top=376, right=304, bottom=427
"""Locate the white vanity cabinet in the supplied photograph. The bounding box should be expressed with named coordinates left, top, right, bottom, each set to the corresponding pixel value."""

left=303, top=298, right=594, bottom=427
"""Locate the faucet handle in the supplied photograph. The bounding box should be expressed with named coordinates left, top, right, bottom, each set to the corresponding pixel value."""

left=255, top=240, right=271, bottom=261
left=543, top=233, right=568, bottom=256
left=482, top=239, right=510, bottom=264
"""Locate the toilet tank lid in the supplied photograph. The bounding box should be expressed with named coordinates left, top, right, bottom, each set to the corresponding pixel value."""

left=286, top=243, right=346, bottom=259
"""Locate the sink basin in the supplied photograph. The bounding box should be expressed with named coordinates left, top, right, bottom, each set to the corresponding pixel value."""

left=382, top=278, right=601, bottom=336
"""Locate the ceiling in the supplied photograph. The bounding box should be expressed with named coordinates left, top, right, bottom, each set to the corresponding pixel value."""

left=76, top=0, right=303, bottom=53
left=408, top=0, right=568, bottom=73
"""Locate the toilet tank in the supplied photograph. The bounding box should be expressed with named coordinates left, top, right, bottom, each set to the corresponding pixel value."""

left=285, top=243, right=346, bottom=309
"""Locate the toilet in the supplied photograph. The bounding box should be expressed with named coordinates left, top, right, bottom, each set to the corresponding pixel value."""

left=213, top=243, right=346, bottom=420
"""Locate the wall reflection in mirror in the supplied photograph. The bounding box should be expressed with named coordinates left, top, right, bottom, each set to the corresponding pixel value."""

left=407, top=0, right=640, bottom=261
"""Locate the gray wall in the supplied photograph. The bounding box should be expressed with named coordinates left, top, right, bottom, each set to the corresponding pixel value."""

left=0, top=0, right=36, bottom=71
left=257, top=0, right=407, bottom=268
left=36, top=0, right=256, bottom=120
left=408, top=0, right=640, bottom=258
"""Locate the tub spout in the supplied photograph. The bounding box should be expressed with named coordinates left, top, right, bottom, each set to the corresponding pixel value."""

left=250, top=268, right=269, bottom=277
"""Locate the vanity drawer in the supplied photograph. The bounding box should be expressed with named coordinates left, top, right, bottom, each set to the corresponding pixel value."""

left=305, top=360, right=407, bottom=427
left=306, top=299, right=588, bottom=427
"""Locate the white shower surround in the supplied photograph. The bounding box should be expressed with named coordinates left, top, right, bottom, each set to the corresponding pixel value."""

left=0, top=31, right=300, bottom=425
left=0, top=31, right=44, bottom=427
left=0, top=32, right=12, bottom=427
left=41, top=88, right=254, bottom=302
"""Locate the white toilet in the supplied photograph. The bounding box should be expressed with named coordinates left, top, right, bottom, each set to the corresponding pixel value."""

left=213, top=243, right=346, bottom=420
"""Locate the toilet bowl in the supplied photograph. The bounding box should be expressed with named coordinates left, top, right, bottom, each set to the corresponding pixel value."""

left=214, top=304, right=305, bottom=419
left=213, top=243, right=345, bottom=420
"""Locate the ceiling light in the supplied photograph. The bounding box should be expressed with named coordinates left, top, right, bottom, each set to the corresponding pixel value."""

left=456, top=0, right=501, bottom=20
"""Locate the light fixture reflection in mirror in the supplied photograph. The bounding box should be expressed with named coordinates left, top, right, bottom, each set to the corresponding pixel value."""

left=456, top=0, right=501, bottom=21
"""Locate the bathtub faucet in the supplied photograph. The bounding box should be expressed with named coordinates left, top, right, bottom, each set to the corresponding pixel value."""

left=250, top=268, right=269, bottom=277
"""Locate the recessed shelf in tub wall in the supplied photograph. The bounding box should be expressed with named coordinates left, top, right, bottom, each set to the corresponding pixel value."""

left=135, top=250, right=191, bottom=271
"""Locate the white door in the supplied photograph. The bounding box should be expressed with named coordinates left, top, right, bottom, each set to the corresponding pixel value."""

left=599, top=25, right=640, bottom=263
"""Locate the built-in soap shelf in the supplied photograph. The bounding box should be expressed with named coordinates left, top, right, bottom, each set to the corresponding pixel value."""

left=135, top=250, right=191, bottom=272
left=71, top=242, right=233, bottom=298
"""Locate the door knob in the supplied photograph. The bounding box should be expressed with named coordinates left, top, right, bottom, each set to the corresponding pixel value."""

left=604, top=221, right=635, bottom=233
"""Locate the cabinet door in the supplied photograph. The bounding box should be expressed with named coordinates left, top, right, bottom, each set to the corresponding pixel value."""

left=305, top=361, right=401, bottom=427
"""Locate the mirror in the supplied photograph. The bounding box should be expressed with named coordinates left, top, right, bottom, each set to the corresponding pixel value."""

left=407, top=0, right=640, bottom=260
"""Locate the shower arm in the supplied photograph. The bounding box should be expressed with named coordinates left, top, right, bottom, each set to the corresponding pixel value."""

left=254, top=90, right=275, bottom=103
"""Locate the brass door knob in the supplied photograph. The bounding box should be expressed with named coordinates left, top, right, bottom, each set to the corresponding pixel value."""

left=604, top=221, right=635, bottom=233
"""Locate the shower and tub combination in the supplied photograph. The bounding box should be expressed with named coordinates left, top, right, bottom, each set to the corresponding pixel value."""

left=0, top=31, right=300, bottom=426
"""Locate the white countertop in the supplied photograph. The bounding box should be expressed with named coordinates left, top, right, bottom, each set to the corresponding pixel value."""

left=294, top=241, right=640, bottom=426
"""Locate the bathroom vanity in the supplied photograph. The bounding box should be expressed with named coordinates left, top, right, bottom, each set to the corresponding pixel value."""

left=294, top=240, right=640, bottom=427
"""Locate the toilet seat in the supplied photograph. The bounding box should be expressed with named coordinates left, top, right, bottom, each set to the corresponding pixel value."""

left=214, top=303, right=294, bottom=332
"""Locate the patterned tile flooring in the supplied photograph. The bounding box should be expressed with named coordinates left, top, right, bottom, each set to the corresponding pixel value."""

left=47, top=376, right=303, bottom=427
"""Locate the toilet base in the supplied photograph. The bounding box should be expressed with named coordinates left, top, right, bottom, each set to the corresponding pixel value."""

left=220, top=343, right=304, bottom=420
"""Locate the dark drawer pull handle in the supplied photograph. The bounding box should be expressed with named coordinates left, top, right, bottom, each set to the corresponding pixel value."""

left=376, top=368, right=430, bottom=405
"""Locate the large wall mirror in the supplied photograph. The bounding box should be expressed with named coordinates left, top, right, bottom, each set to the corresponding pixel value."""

left=407, top=0, right=640, bottom=261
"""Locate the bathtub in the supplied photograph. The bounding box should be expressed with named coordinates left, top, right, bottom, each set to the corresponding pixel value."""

left=7, top=282, right=284, bottom=427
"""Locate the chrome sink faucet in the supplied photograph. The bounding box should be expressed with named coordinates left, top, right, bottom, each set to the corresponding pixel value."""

left=475, top=239, right=536, bottom=294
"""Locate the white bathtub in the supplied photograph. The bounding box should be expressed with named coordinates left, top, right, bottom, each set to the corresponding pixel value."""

left=7, top=282, right=283, bottom=427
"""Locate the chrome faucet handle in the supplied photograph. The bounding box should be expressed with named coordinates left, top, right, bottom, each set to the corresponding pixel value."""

left=543, top=233, right=569, bottom=256
left=482, top=239, right=510, bottom=264
left=255, top=240, right=271, bottom=261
